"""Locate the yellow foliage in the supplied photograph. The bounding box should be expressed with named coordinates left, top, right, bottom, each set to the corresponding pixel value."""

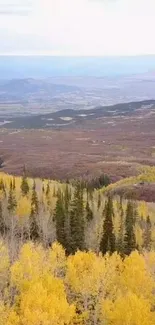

left=19, top=276, right=75, bottom=325
left=120, top=251, right=154, bottom=301
left=103, top=292, right=154, bottom=325
left=16, top=197, right=31, bottom=218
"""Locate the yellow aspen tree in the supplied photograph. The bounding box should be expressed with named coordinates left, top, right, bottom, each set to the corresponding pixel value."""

left=102, top=292, right=154, bottom=325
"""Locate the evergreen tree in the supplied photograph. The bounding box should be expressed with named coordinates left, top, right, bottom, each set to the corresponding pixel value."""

left=143, top=216, right=152, bottom=251
left=21, top=175, right=29, bottom=196
left=117, top=204, right=124, bottom=255
left=10, top=180, right=13, bottom=191
left=55, top=189, right=67, bottom=249
left=97, top=192, right=101, bottom=210
left=46, top=182, right=51, bottom=207
left=86, top=200, right=93, bottom=222
left=124, top=201, right=136, bottom=255
left=7, top=185, right=17, bottom=213
left=42, top=184, right=45, bottom=193
left=46, top=182, right=50, bottom=197
left=29, top=181, right=39, bottom=240
left=69, top=182, right=85, bottom=254
left=12, top=177, right=16, bottom=191
left=100, top=196, right=115, bottom=254
left=31, top=181, right=39, bottom=215
left=0, top=201, right=5, bottom=236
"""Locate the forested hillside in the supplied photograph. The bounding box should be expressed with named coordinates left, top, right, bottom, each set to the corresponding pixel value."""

left=1, top=171, right=155, bottom=324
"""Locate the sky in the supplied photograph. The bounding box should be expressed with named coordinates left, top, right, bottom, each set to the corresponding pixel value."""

left=0, top=0, right=155, bottom=56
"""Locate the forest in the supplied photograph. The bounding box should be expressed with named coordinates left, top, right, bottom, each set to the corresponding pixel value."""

left=0, top=169, right=155, bottom=324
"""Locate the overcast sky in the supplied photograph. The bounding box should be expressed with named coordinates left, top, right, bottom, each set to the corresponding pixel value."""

left=0, top=0, right=155, bottom=56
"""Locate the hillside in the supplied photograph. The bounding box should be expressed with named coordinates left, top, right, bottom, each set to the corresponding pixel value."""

left=1, top=171, right=155, bottom=254
left=103, top=166, right=155, bottom=202
left=1, top=172, right=155, bottom=324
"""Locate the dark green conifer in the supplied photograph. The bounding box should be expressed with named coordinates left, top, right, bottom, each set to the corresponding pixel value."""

left=143, top=215, right=152, bottom=251
left=124, top=201, right=136, bottom=255
left=42, top=184, right=45, bottom=193
left=86, top=201, right=93, bottom=221
left=21, top=176, right=29, bottom=196
left=12, top=177, right=16, bottom=191
left=100, top=196, right=115, bottom=254
left=7, top=185, right=17, bottom=213
left=97, top=192, right=101, bottom=210
left=0, top=201, right=5, bottom=235
left=69, top=182, right=85, bottom=254
left=29, top=181, right=39, bottom=240
left=117, top=205, right=124, bottom=255
left=46, top=182, right=50, bottom=197
left=55, top=189, right=67, bottom=249
left=31, top=181, right=39, bottom=215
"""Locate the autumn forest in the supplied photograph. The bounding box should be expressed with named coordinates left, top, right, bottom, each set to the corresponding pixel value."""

left=0, top=169, right=155, bottom=324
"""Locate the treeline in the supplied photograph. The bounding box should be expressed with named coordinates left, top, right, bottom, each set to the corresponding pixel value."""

left=0, top=174, right=153, bottom=259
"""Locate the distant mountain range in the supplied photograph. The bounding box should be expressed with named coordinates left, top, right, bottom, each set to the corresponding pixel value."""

left=0, top=55, right=155, bottom=79
left=0, top=99, right=155, bottom=129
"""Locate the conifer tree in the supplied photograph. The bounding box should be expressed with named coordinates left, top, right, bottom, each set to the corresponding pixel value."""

left=29, top=181, right=39, bottom=240
left=55, top=189, right=67, bottom=249
left=31, top=181, right=39, bottom=215
left=124, top=201, right=136, bottom=255
left=97, top=192, right=101, bottom=210
left=100, top=196, right=115, bottom=254
left=86, top=200, right=93, bottom=222
left=7, top=184, right=17, bottom=213
left=0, top=201, right=5, bottom=236
left=21, top=175, right=29, bottom=196
left=117, top=205, right=124, bottom=255
left=46, top=182, right=51, bottom=207
left=46, top=182, right=50, bottom=197
left=69, top=182, right=85, bottom=254
left=143, top=216, right=152, bottom=251
left=10, top=180, right=13, bottom=191
left=12, top=177, right=16, bottom=191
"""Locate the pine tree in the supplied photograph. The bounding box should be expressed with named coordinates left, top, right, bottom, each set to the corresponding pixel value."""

left=55, top=189, right=67, bottom=249
left=117, top=205, right=124, bottom=255
left=124, top=201, right=136, bottom=255
left=31, top=181, right=39, bottom=215
left=12, top=177, right=16, bottom=191
left=100, top=196, right=115, bottom=254
left=21, top=175, right=29, bottom=196
left=97, top=192, right=101, bottom=210
left=69, top=182, right=85, bottom=254
left=29, top=181, right=39, bottom=240
left=143, top=216, right=152, bottom=251
left=0, top=201, right=5, bottom=236
left=86, top=200, right=93, bottom=222
left=10, top=180, right=13, bottom=191
left=46, top=182, right=50, bottom=197
left=7, top=185, right=17, bottom=213
left=46, top=182, right=51, bottom=207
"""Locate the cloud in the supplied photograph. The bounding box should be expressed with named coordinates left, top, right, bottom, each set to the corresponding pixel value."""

left=0, top=0, right=155, bottom=55
left=0, top=0, right=32, bottom=15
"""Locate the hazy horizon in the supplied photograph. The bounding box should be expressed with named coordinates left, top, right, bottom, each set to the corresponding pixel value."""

left=0, top=55, right=155, bottom=79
